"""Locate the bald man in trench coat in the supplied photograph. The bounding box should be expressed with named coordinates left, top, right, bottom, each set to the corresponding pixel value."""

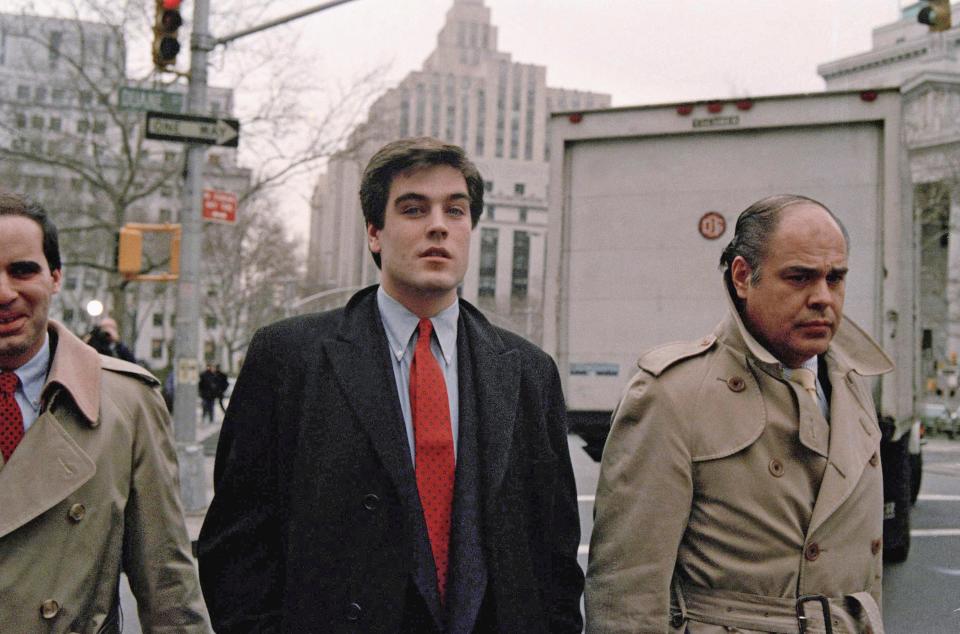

left=586, top=196, right=893, bottom=633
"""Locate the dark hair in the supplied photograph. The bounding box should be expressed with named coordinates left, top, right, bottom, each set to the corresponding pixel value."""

left=718, top=194, right=849, bottom=299
left=359, top=137, right=484, bottom=267
left=0, top=190, right=62, bottom=271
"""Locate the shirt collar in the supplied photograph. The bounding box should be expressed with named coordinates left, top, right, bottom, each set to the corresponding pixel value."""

left=12, top=332, right=51, bottom=410
left=377, top=287, right=459, bottom=364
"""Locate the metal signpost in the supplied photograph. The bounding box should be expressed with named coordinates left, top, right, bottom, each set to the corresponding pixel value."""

left=159, top=0, right=361, bottom=513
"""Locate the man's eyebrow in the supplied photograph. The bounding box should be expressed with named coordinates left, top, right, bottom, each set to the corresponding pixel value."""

left=9, top=260, right=42, bottom=274
left=393, top=191, right=470, bottom=205
left=781, top=265, right=849, bottom=275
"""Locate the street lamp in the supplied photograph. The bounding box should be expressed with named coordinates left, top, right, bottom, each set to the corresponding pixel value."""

left=86, top=299, right=104, bottom=319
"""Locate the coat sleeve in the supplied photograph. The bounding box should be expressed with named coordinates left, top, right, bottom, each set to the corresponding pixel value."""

left=197, top=328, right=285, bottom=633
left=543, top=360, right=587, bottom=633
left=121, top=378, right=211, bottom=632
left=585, top=371, right=693, bottom=634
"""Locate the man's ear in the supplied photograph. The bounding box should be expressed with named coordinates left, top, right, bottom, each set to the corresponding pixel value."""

left=366, top=222, right=381, bottom=255
left=50, top=267, right=62, bottom=294
left=730, top=256, right=752, bottom=299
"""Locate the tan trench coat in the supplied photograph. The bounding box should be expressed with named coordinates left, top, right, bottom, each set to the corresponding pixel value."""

left=585, top=302, right=893, bottom=634
left=0, top=322, right=209, bottom=633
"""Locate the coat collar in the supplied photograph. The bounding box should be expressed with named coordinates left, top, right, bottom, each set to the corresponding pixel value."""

left=43, top=320, right=103, bottom=426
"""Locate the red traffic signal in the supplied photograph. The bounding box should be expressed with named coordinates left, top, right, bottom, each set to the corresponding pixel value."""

left=153, top=0, right=183, bottom=70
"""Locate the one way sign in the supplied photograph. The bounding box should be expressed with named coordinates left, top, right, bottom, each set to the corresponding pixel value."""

left=145, top=111, right=240, bottom=147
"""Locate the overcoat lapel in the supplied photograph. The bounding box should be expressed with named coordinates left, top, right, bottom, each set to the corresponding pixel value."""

left=807, top=367, right=878, bottom=536
left=461, top=308, right=521, bottom=516
left=0, top=411, right=96, bottom=538
left=321, top=292, right=415, bottom=513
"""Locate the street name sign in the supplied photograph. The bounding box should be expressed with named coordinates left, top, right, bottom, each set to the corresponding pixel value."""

left=203, top=189, right=238, bottom=224
left=145, top=111, right=240, bottom=147
left=119, top=87, right=184, bottom=114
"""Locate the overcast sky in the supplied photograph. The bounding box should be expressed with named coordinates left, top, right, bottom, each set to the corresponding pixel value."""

left=219, top=0, right=905, bottom=234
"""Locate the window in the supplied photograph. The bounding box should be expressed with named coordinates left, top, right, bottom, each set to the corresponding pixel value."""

left=476, top=85, right=486, bottom=156
left=486, top=205, right=495, bottom=221
left=514, top=183, right=525, bottom=196
left=152, top=339, right=164, bottom=360
left=71, top=178, right=83, bottom=192
left=205, top=315, right=218, bottom=329
left=164, top=151, right=177, bottom=163
left=153, top=313, right=164, bottom=327
left=49, top=117, right=61, bottom=131
left=78, top=91, right=92, bottom=105
left=62, top=308, right=74, bottom=323
left=159, top=208, right=172, bottom=222
left=511, top=231, right=530, bottom=298
left=518, top=207, right=527, bottom=223
left=64, top=275, right=78, bottom=291
left=31, top=115, right=44, bottom=130
left=484, top=180, right=493, bottom=193
left=414, top=82, right=426, bottom=136
left=52, top=88, right=65, bottom=102
left=204, top=340, right=217, bottom=362
left=16, top=85, right=29, bottom=100
left=92, top=120, right=106, bottom=134
left=14, top=113, right=25, bottom=128
left=77, top=119, right=90, bottom=133
left=479, top=228, right=498, bottom=297
left=34, top=86, right=47, bottom=102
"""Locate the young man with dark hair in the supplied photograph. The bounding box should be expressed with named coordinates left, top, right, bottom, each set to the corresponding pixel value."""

left=199, top=138, right=584, bottom=633
left=0, top=191, right=208, bottom=631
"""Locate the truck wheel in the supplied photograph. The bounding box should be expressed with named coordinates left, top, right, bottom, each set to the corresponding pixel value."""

left=909, top=452, right=922, bottom=505
left=881, top=431, right=911, bottom=562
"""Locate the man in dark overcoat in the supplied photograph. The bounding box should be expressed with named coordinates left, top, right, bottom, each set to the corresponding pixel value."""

left=198, top=137, right=584, bottom=633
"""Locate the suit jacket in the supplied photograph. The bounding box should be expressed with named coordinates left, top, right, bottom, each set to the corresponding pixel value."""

left=198, top=286, right=584, bottom=633
left=0, top=321, right=209, bottom=633
left=585, top=298, right=893, bottom=633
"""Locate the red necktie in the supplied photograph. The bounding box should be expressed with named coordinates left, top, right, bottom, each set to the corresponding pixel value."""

left=0, top=372, right=24, bottom=463
left=409, top=318, right=455, bottom=602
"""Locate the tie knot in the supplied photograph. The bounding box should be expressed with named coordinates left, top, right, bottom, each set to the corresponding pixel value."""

left=0, top=372, right=18, bottom=395
left=788, top=367, right=817, bottom=392
left=417, top=318, right=434, bottom=340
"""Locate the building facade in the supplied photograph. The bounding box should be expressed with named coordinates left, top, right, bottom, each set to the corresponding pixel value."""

left=306, top=0, right=609, bottom=342
left=818, top=1, right=960, bottom=371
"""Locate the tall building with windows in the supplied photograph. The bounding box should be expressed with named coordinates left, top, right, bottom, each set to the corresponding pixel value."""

left=0, top=12, right=251, bottom=371
left=817, top=1, right=960, bottom=369
left=306, top=0, right=609, bottom=342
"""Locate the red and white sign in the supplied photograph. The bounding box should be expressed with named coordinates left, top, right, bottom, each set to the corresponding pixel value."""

left=698, top=211, right=726, bottom=240
left=202, top=189, right=237, bottom=224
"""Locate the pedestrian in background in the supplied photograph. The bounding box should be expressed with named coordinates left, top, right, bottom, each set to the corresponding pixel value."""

left=0, top=191, right=208, bottom=632
left=198, top=363, right=219, bottom=424
left=198, top=137, right=583, bottom=633
left=85, top=316, right=137, bottom=364
left=586, top=195, right=892, bottom=633
left=213, top=363, right=229, bottom=413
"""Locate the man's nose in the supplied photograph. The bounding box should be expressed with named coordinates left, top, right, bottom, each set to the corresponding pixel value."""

left=0, top=274, right=16, bottom=305
left=807, top=278, right=833, bottom=306
left=426, top=206, right=449, bottom=235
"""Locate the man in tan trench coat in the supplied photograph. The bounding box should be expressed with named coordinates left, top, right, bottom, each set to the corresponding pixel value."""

left=0, top=192, right=209, bottom=633
left=586, top=195, right=893, bottom=633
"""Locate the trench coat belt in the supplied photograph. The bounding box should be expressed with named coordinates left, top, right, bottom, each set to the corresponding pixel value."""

left=673, top=585, right=884, bottom=634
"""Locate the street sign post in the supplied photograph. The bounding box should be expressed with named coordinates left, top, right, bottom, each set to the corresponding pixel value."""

left=145, top=111, right=240, bottom=147
left=202, top=188, right=238, bottom=223
left=119, top=87, right=184, bottom=113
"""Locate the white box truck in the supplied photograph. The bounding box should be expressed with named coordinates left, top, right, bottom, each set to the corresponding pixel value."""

left=544, top=88, right=921, bottom=560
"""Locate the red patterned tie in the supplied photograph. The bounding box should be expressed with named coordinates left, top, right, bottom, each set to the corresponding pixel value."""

left=409, top=318, right=455, bottom=602
left=0, top=372, right=24, bottom=463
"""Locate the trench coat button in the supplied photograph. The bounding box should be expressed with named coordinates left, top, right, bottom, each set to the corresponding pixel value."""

left=345, top=602, right=362, bottom=621
left=40, top=599, right=60, bottom=619
left=768, top=458, right=784, bottom=478
left=68, top=503, right=86, bottom=522
left=670, top=612, right=684, bottom=628
left=869, top=452, right=879, bottom=467
left=362, top=494, right=380, bottom=510
left=804, top=542, right=821, bottom=561
left=871, top=538, right=882, bottom=555
left=726, top=376, right=746, bottom=392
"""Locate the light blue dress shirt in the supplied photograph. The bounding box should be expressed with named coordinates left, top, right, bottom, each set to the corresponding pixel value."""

left=11, top=332, right=51, bottom=432
left=377, top=287, right=460, bottom=467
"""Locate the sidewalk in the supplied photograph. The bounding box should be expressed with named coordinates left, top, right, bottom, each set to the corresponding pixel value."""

left=184, top=417, right=221, bottom=543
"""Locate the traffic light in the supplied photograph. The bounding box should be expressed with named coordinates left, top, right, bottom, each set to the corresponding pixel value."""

left=153, top=0, right=183, bottom=69
left=918, top=0, right=952, bottom=32
left=118, top=226, right=143, bottom=277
